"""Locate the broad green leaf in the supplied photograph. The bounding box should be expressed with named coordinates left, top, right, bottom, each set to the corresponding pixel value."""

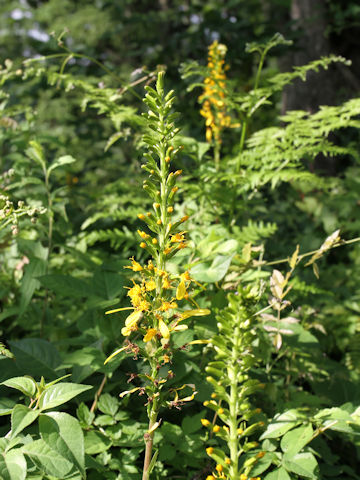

left=8, top=339, right=62, bottom=380
left=250, top=452, right=277, bottom=476
left=281, top=424, right=313, bottom=456
left=18, top=258, right=47, bottom=316
left=190, top=255, right=233, bottom=283
left=283, top=452, right=318, bottom=479
left=91, top=271, right=126, bottom=300
left=264, top=467, right=291, bottom=480
left=48, top=155, right=76, bottom=176
left=97, top=394, right=118, bottom=417
left=37, top=274, right=90, bottom=299
left=260, top=410, right=304, bottom=440
left=84, top=431, right=112, bottom=454
left=314, top=407, right=354, bottom=422
left=39, top=383, right=92, bottom=411
left=39, top=412, right=85, bottom=478
left=1, top=377, right=37, bottom=397
left=0, top=398, right=16, bottom=416
left=23, top=439, right=73, bottom=478
left=11, top=405, right=39, bottom=438
left=181, top=411, right=205, bottom=435
left=0, top=449, right=27, bottom=480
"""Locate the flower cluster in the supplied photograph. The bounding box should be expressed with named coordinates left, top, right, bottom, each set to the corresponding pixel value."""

left=200, top=287, right=266, bottom=480
left=106, top=72, right=209, bottom=358
left=199, top=40, right=236, bottom=145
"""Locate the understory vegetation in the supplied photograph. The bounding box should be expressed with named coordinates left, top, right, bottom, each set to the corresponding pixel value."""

left=1, top=1, right=360, bottom=479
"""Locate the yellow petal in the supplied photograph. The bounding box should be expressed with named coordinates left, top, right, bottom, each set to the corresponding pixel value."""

left=143, top=328, right=157, bottom=342
left=159, top=319, right=170, bottom=339
left=180, top=309, right=211, bottom=321
left=176, top=280, right=186, bottom=300
left=105, top=307, right=134, bottom=315
left=104, top=346, right=127, bottom=364
left=125, top=310, right=143, bottom=327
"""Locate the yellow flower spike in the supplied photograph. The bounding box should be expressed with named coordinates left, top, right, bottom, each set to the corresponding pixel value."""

left=201, top=418, right=211, bottom=427
left=158, top=319, right=170, bottom=339
left=143, top=328, right=158, bottom=342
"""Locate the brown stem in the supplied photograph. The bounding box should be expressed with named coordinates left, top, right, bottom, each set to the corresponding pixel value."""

left=142, top=410, right=158, bottom=480
left=90, top=375, right=107, bottom=413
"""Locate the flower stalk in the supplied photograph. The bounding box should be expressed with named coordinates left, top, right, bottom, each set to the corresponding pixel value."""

left=105, top=71, right=210, bottom=479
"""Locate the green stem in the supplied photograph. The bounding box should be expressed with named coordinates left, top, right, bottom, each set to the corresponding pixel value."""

left=142, top=360, right=159, bottom=480
left=214, top=142, right=220, bottom=170
left=228, top=326, right=240, bottom=479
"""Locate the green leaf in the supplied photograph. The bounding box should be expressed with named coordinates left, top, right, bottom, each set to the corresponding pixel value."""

left=97, top=393, right=118, bottom=416
left=48, top=155, right=76, bottom=176
left=0, top=449, right=27, bottom=480
left=281, top=424, right=313, bottom=456
left=11, top=405, right=39, bottom=438
left=264, top=467, right=291, bottom=480
left=283, top=452, right=318, bottom=479
left=8, top=339, right=62, bottom=380
left=39, top=412, right=86, bottom=478
left=76, top=403, right=95, bottom=428
left=26, top=141, right=46, bottom=170
left=23, top=439, right=73, bottom=478
left=260, top=410, right=304, bottom=440
left=39, top=383, right=92, bottom=411
left=37, top=274, right=90, bottom=299
left=84, top=431, right=112, bottom=454
left=18, top=257, right=47, bottom=316
left=181, top=411, right=205, bottom=435
left=190, top=255, right=233, bottom=283
left=0, top=398, right=16, bottom=416
left=1, top=376, right=37, bottom=397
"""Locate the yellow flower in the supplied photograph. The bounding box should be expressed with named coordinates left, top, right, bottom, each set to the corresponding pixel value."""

left=201, top=418, right=210, bottom=427
left=160, top=301, right=177, bottom=312
left=213, top=425, right=220, bottom=433
left=145, top=279, right=156, bottom=291
left=206, top=447, right=214, bottom=456
left=125, top=257, right=143, bottom=272
left=144, top=328, right=157, bottom=342
left=162, top=277, right=172, bottom=289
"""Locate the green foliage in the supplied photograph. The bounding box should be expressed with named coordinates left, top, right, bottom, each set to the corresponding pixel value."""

left=0, top=3, right=360, bottom=479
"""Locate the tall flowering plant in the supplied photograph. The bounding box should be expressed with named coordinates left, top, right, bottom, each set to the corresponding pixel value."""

left=105, top=72, right=209, bottom=480
left=199, top=40, right=239, bottom=167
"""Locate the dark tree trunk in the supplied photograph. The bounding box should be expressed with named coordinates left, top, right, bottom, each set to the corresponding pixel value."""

left=281, top=0, right=333, bottom=114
